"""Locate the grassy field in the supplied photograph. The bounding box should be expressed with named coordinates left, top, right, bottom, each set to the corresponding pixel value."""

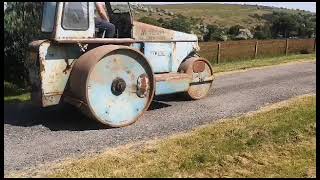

left=151, top=4, right=268, bottom=28
left=19, top=94, right=314, bottom=178
left=3, top=54, right=315, bottom=103
left=213, top=54, right=316, bottom=73
left=134, top=3, right=313, bottom=29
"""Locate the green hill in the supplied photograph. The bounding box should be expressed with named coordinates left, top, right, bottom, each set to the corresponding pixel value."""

left=132, top=3, right=314, bottom=29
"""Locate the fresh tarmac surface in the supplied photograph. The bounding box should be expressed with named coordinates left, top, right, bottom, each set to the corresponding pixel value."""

left=4, top=61, right=316, bottom=174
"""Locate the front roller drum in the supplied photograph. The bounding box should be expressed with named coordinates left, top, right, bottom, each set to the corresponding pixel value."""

left=69, top=45, right=155, bottom=127
left=178, top=57, right=214, bottom=100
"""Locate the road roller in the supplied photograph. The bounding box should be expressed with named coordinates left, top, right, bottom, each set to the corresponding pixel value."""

left=26, top=2, right=214, bottom=127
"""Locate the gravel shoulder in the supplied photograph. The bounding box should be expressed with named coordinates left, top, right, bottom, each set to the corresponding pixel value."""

left=4, top=61, right=316, bottom=175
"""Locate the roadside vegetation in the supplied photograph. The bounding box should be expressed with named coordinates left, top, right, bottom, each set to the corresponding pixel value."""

left=213, top=54, right=316, bottom=73
left=20, top=94, right=314, bottom=178
left=136, top=4, right=316, bottom=41
left=4, top=81, right=30, bottom=104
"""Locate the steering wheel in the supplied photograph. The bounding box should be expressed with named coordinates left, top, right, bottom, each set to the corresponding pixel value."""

left=112, top=8, right=121, bottom=13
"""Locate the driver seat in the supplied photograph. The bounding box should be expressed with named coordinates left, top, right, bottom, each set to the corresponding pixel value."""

left=95, top=28, right=106, bottom=38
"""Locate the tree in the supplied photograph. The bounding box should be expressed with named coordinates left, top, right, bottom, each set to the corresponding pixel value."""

left=296, top=13, right=316, bottom=38
left=254, top=25, right=272, bottom=39
left=4, top=2, right=44, bottom=87
left=269, top=11, right=316, bottom=39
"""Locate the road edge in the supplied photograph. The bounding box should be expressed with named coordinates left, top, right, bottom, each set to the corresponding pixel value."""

left=214, top=59, right=315, bottom=77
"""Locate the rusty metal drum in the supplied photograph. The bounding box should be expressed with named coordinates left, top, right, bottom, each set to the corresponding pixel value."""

left=178, top=57, right=214, bottom=100
left=69, top=45, right=155, bottom=127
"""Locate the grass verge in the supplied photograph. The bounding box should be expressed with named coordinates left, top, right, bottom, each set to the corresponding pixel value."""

left=24, top=94, right=315, bottom=178
left=4, top=93, right=31, bottom=104
left=213, top=54, right=316, bottom=73
left=4, top=81, right=30, bottom=104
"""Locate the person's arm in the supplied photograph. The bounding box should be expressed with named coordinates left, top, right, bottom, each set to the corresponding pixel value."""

left=95, top=3, right=109, bottom=21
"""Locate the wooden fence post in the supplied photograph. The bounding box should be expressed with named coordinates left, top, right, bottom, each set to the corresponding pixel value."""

left=217, top=43, right=221, bottom=64
left=285, top=39, right=289, bottom=56
left=254, top=41, right=259, bottom=59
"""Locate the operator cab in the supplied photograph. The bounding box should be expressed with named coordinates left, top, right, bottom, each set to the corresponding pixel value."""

left=105, top=2, right=132, bottom=38
left=41, top=2, right=133, bottom=40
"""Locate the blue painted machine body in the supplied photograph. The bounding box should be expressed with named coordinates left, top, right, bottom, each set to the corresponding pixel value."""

left=26, top=2, right=214, bottom=126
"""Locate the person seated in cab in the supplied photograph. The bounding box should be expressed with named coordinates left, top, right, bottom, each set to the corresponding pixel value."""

left=95, top=2, right=115, bottom=38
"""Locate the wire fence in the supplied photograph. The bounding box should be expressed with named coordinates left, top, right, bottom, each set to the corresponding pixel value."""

left=199, top=38, right=316, bottom=64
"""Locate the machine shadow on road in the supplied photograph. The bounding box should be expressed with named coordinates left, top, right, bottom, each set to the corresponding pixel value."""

left=3, top=103, right=106, bottom=131
left=153, top=93, right=192, bottom=102
left=3, top=95, right=180, bottom=131
left=148, top=100, right=172, bottom=110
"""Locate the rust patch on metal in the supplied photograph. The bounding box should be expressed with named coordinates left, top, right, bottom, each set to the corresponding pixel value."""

left=29, top=40, right=49, bottom=51
left=29, top=52, right=38, bottom=62
left=39, top=49, right=46, bottom=74
left=155, top=73, right=191, bottom=82
left=178, top=57, right=212, bottom=75
left=63, top=58, right=74, bottom=74
left=132, top=21, right=175, bottom=41
left=42, top=94, right=62, bottom=106
left=110, top=57, right=125, bottom=72
left=136, top=74, right=149, bottom=98
left=55, top=38, right=196, bottom=44
left=193, top=61, right=205, bottom=73
left=44, top=92, right=63, bottom=96
left=56, top=38, right=135, bottom=44
left=178, top=56, right=214, bottom=100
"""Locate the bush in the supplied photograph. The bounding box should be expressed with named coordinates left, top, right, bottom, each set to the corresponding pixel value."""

left=228, top=25, right=244, bottom=36
left=138, top=15, right=193, bottom=34
left=300, top=49, right=311, bottom=54
left=253, top=25, right=272, bottom=40
left=138, top=16, right=161, bottom=26
left=4, top=2, right=44, bottom=88
left=4, top=81, right=29, bottom=96
left=203, top=25, right=228, bottom=41
left=162, top=15, right=191, bottom=33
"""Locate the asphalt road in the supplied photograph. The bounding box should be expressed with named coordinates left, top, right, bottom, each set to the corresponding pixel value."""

left=4, top=61, right=316, bottom=174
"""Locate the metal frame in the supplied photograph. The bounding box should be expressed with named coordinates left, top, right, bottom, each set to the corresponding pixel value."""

left=61, top=2, right=90, bottom=31
left=53, top=2, right=95, bottom=40
left=29, top=2, right=210, bottom=108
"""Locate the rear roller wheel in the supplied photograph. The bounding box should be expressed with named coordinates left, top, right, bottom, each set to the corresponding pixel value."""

left=178, top=57, right=214, bottom=100
left=69, top=45, right=155, bottom=127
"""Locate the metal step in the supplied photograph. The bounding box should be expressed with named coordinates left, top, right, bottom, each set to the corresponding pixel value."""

left=154, top=73, right=191, bottom=95
left=154, top=73, right=191, bottom=82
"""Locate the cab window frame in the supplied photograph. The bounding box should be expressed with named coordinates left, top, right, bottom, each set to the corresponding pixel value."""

left=61, top=2, right=90, bottom=31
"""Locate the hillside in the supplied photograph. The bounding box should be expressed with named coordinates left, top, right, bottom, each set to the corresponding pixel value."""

left=132, top=3, right=314, bottom=29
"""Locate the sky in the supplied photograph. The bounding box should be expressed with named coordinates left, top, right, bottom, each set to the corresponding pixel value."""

left=4, top=2, right=316, bottom=13
left=136, top=2, right=316, bottom=13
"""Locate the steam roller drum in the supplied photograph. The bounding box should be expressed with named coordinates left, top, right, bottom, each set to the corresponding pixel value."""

left=69, top=45, right=155, bottom=127
left=178, top=56, right=214, bottom=100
